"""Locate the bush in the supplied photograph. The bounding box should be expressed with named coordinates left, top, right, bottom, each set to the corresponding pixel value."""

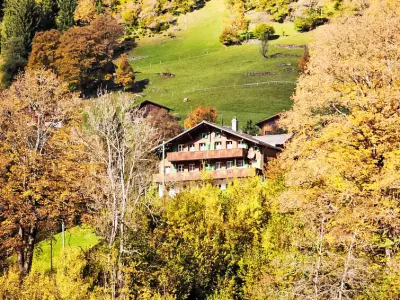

left=219, top=28, right=241, bottom=45
left=254, top=24, right=275, bottom=39
left=294, top=13, right=328, bottom=32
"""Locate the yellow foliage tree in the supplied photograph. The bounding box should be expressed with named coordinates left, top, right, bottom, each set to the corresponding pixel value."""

left=115, top=53, right=135, bottom=89
left=74, top=0, right=97, bottom=24
left=270, top=0, right=400, bottom=297
left=0, top=69, right=89, bottom=275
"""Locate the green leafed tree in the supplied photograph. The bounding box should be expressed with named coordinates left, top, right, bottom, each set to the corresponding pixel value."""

left=57, top=0, right=77, bottom=30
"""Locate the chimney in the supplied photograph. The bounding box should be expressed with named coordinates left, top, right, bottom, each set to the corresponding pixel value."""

left=232, top=117, right=238, bottom=131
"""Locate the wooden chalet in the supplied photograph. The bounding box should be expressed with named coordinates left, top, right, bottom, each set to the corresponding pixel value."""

left=152, top=117, right=282, bottom=196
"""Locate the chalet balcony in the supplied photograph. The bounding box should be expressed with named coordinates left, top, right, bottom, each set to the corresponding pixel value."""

left=167, top=148, right=246, bottom=162
left=153, top=167, right=256, bottom=183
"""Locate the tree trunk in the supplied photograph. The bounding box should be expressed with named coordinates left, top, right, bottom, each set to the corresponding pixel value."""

left=17, top=224, right=37, bottom=274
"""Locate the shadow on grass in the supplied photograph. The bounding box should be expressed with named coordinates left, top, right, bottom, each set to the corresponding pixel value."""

left=132, top=79, right=150, bottom=93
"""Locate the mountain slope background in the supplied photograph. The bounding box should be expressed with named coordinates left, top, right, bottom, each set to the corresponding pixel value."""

left=129, top=0, right=313, bottom=125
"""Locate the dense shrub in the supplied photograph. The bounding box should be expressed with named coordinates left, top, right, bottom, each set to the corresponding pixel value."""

left=294, top=16, right=327, bottom=31
left=219, top=28, right=241, bottom=45
left=253, top=23, right=275, bottom=39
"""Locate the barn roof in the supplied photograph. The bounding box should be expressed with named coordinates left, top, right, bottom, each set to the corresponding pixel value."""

left=138, top=100, right=172, bottom=112
left=255, top=113, right=281, bottom=128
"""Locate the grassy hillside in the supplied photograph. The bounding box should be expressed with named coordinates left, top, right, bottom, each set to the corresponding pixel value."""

left=31, top=226, right=101, bottom=272
left=130, top=0, right=312, bottom=126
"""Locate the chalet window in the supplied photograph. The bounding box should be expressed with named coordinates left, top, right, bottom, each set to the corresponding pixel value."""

left=206, top=163, right=214, bottom=170
left=227, top=161, right=233, bottom=169
left=215, top=142, right=222, bottom=150
left=215, top=132, right=221, bottom=138
left=238, top=141, right=247, bottom=149
left=226, top=141, right=233, bottom=149
left=237, top=160, right=244, bottom=168
left=165, top=166, right=171, bottom=174
left=178, top=144, right=185, bottom=152
left=215, top=162, right=222, bottom=170
left=177, top=165, right=184, bottom=173
left=200, top=143, right=207, bottom=151
left=201, top=132, right=208, bottom=139
left=189, top=164, right=195, bottom=172
left=189, top=144, right=196, bottom=151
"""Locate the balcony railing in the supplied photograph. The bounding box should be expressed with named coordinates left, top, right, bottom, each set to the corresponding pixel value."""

left=167, top=148, right=246, bottom=162
left=153, top=168, right=256, bottom=183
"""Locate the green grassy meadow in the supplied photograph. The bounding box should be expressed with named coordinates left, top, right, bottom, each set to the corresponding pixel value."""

left=129, top=0, right=312, bottom=126
left=31, top=226, right=101, bottom=272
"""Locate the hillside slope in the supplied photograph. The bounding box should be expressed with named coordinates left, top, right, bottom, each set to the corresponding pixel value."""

left=130, top=0, right=312, bottom=126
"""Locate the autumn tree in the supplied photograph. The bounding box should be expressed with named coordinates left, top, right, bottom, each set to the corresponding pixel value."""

left=74, top=0, right=97, bottom=25
left=146, top=109, right=183, bottom=140
left=55, top=14, right=124, bottom=91
left=115, top=53, right=135, bottom=90
left=57, top=0, right=78, bottom=30
left=260, top=1, right=400, bottom=297
left=0, top=69, right=89, bottom=275
left=84, top=93, right=160, bottom=296
left=28, top=29, right=61, bottom=72
left=219, top=0, right=248, bottom=45
left=184, top=105, right=218, bottom=129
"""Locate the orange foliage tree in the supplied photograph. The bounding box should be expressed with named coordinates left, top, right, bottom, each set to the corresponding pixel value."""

left=115, top=53, right=135, bottom=89
left=184, top=106, right=218, bottom=129
left=28, top=29, right=61, bottom=72
left=146, top=109, right=183, bottom=140
left=56, top=14, right=123, bottom=90
left=28, top=14, right=124, bottom=91
left=0, top=69, right=90, bottom=274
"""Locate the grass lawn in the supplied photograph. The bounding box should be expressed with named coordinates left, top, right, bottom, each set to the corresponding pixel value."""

left=129, top=0, right=312, bottom=126
left=31, top=226, right=101, bottom=273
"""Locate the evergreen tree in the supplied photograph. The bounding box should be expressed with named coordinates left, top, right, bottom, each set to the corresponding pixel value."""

left=1, top=0, right=40, bottom=86
left=57, top=0, right=77, bottom=30
left=38, top=0, right=58, bottom=30
left=242, top=120, right=260, bottom=136
left=1, top=0, right=40, bottom=52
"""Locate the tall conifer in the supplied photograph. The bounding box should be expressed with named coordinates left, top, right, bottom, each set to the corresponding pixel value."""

left=1, top=0, right=40, bottom=51
left=56, top=0, right=77, bottom=30
left=1, top=0, right=40, bottom=86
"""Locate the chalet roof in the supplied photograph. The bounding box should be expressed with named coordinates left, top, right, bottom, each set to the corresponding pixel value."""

left=255, top=113, right=281, bottom=127
left=152, top=120, right=282, bottom=152
left=138, top=100, right=172, bottom=112
left=252, top=134, right=292, bottom=147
